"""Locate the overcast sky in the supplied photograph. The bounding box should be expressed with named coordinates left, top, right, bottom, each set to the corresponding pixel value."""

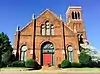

left=0, top=0, right=100, bottom=49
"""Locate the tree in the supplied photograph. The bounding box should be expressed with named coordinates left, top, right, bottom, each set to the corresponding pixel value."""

left=0, top=32, right=13, bottom=67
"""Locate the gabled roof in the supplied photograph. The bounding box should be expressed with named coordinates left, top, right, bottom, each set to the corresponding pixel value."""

left=20, top=9, right=74, bottom=33
left=20, top=9, right=63, bottom=32
left=36, top=9, right=62, bottom=21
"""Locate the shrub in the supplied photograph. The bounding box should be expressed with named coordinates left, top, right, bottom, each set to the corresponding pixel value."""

left=79, top=51, right=92, bottom=66
left=8, top=61, right=25, bottom=67
left=97, top=61, right=100, bottom=67
left=87, top=61, right=98, bottom=67
left=25, top=59, right=41, bottom=70
left=0, top=61, right=6, bottom=68
left=71, top=62, right=81, bottom=68
left=61, top=59, right=71, bottom=68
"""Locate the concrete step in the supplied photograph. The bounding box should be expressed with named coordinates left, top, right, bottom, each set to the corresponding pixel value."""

left=41, top=66, right=60, bottom=70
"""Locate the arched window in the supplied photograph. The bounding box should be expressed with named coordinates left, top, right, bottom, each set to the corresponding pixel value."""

left=21, top=45, right=27, bottom=61
left=72, top=11, right=75, bottom=19
left=41, top=24, right=45, bottom=35
left=77, top=12, right=80, bottom=19
left=46, top=21, right=50, bottom=35
left=51, top=24, right=54, bottom=35
left=41, top=21, right=54, bottom=36
left=75, top=12, right=77, bottom=19
left=67, top=45, right=73, bottom=62
left=77, top=34, right=84, bottom=44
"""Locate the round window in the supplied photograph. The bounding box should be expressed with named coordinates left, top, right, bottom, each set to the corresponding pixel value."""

left=68, top=46, right=73, bottom=52
left=21, top=46, right=27, bottom=51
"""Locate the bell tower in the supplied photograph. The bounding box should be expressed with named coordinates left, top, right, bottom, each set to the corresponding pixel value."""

left=66, top=6, right=82, bottom=22
left=66, top=6, right=87, bottom=42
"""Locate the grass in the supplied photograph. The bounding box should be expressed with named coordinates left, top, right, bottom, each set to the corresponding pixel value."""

left=63, top=68, right=100, bottom=71
left=0, top=67, right=100, bottom=71
left=0, top=67, right=28, bottom=71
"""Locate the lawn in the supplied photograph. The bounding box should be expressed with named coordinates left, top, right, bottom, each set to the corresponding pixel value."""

left=0, top=67, right=28, bottom=71
left=62, top=68, right=100, bottom=71
left=0, top=67, right=100, bottom=71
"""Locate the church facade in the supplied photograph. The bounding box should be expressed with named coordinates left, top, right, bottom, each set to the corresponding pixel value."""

left=14, top=6, right=87, bottom=66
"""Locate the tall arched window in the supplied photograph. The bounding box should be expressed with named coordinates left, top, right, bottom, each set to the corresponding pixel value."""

left=72, top=11, right=75, bottom=19
left=67, top=45, right=73, bottom=62
left=77, top=34, right=84, bottom=44
left=77, top=12, right=80, bottom=19
left=75, top=12, right=77, bottom=19
left=21, top=45, right=27, bottom=61
left=51, top=24, right=54, bottom=35
left=41, top=24, right=45, bottom=35
left=46, top=22, right=50, bottom=35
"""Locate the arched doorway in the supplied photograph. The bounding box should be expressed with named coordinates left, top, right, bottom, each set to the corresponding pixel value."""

left=41, top=41, right=54, bottom=66
left=20, top=45, right=27, bottom=61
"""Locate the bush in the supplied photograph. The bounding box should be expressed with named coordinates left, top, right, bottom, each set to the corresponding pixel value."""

left=71, top=62, right=81, bottom=68
left=97, top=61, right=100, bottom=67
left=8, top=61, right=25, bottom=67
left=61, top=59, right=71, bottom=68
left=0, top=61, right=6, bottom=68
left=87, top=61, right=98, bottom=67
left=25, top=59, right=41, bottom=70
left=79, top=51, right=92, bottom=65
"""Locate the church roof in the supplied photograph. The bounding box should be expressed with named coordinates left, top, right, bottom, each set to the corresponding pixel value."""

left=19, top=9, right=74, bottom=33
left=36, top=9, right=62, bottom=21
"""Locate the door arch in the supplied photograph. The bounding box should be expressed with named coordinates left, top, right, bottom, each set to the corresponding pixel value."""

left=41, top=41, right=54, bottom=66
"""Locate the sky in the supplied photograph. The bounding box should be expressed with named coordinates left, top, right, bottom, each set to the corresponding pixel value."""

left=0, top=0, right=100, bottom=49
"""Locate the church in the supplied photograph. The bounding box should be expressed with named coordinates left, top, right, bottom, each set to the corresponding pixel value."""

left=13, top=6, right=87, bottom=66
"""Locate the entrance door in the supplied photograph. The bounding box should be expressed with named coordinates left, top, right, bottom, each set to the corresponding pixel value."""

left=43, top=54, right=52, bottom=66
left=41, top=41, right=54, bottom=66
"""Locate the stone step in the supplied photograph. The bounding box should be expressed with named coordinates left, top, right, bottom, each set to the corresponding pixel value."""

left=41, top=66, right=60, bottom=70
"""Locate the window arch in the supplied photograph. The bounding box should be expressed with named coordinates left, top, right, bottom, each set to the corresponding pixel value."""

left=77, top=34, right=84, bottom=44
left=75, top=12, right=77, bottom=19
left=51, top=24, right=54, bottom=35
left=46, top=21, right=50, bottom=35
left=41, top=21, right=54, bottom=36
left=77, top=12, right=80, bottom=19
left=67, top=45, right=73, bottom=62
left=72, top=11, right=75, bottom=19
left=41, top=24, right=45, bottom=35
left=21, top=45, right=27, bottom=61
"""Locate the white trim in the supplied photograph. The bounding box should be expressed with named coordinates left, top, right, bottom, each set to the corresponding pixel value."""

left=20, top=21, right=32, bottom=31
left=66, top=6, right=82, bottom=14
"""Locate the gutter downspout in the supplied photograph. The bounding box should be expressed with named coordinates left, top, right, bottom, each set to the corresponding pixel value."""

left=62, top=22, right=67, bottom=59
left=32, top=14, right=36, bottom=59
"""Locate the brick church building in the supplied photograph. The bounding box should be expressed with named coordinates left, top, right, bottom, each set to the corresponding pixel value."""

left=14, top=6, right=87, bottom=66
